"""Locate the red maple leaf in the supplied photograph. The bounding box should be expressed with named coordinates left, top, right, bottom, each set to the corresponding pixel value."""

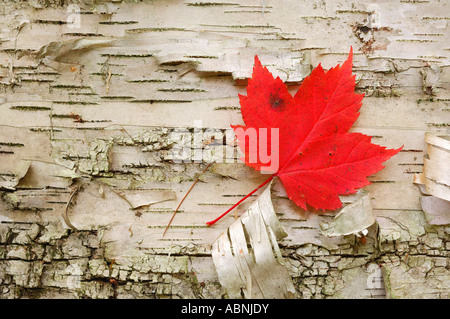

left=206, top=48, right=402, bottom=226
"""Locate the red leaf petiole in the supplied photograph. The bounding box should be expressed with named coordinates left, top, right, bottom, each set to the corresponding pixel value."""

left=205, top=175, right=274, bottom=226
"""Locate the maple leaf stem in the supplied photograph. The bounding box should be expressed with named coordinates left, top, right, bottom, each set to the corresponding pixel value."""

left=205, top=175, right=274, bottom=226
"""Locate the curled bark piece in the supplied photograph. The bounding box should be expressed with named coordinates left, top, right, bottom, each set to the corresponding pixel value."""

left=414, top=133, right=450, bottom=225
left=17, top=161, right=79, bottom=189
left=62, top=186, right=79, bottom=231
left=0, top=160, right=30, bottom=190
left=414, top=133, right=450, bottom=201
left=211, top=181, right=295, bottom=299
left=420, top=196, right=450, bottom=225
left=115, top=189, right=177, bottom=210
left=320, top=189, right=375, bottom=237
left=35, top=38, right=115, bottom=62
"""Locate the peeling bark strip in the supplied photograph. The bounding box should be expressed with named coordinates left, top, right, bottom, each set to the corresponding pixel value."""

left=414, top=133, right=450, bottom=201
left=320, top=189, right=375, bottom=237
left=0, top=0, right=449, bottom=299
left=414, top=133, right=450, bottom=225
left=62, top=185, right=79, bottom=231
left=212, top=182, right=295, bottom=299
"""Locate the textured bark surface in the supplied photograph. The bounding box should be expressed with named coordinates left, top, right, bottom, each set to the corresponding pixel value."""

left=0, top=0, right=449, bottom=299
